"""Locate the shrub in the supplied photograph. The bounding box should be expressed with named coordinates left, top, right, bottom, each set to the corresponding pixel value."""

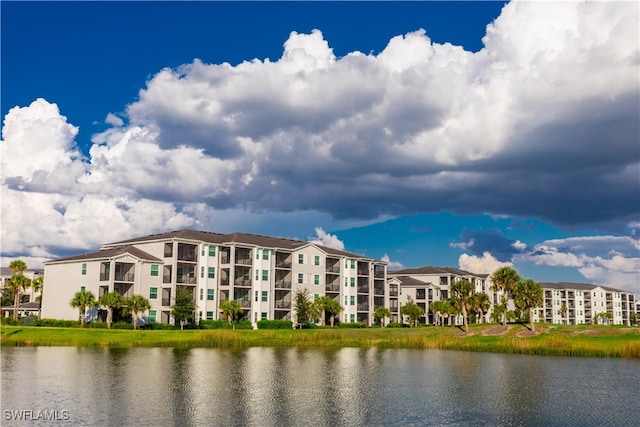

left=144, top=322, right=176, bottom=330
left=257, top=320, right=293, bottom=329
left=200, top=320, right=229, bottom=329
left=337, top=322, right=368, bottom=328
left=386, top=322, right=404, bottom=328
left=234, top=320, right=253, bottom=329
left=111, top=321, right=134, bottom=330
left=34, top=318, right=78, bottom=327
left=1, top=318, right=18, bottom=326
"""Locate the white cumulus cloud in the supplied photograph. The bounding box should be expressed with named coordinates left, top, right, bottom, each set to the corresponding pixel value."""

left=458, top=252, right=512, bottom=275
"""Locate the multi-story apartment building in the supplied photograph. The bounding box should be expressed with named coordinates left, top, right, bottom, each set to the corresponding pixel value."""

left=42, top=230, right=391, bottom=327
left=388, top=266, right=495, bottom=325
left=388, top=268, right=637, bottom=327
left=536, top=282, right=636, bottom=326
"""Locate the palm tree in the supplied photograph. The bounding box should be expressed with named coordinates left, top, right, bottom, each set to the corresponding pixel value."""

left=451, top=279, right=474, bottom=333
left=32, top=276, right=44, bottom=319
left=98, top=291, right=123, bottom=329
left=373, top=306, right=392, bottom=327
left=126, top=295, right=151, bottom=330
left=314, top=295, right=334, bottom=326
left=220, top=299, right=243, bottom=324
left=560, top=305, right=568, bottom=325
left=6, top=274, right=32, bottom=321
left=490, top=267, right=521, bottom=327
left=325, top=298, right=343, bottom=327
left=513, top=278, right=543, bottom=332
left=70, top=290, right=97, bottom=327
left=6, top=260, right=30, bottom=321
left=9, top=260, right=27, bottom=275
left=471, top=292, right=491, bottom=324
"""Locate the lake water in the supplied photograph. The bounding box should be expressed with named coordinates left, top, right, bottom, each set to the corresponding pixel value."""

left=1, top=346, right=638, bottom=426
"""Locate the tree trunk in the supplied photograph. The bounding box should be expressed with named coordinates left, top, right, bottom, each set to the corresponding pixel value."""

left=321, top=309, right=326, bottom=326
left=330, top=314, right=335, bottom=327
left=13, top=292, right=20, bottom=321
left=81, top=307, right=86, bottom=328
left=107, top=308, right=113, bottom=329
left=462, top=306, right=468, bottom=333
left=529, top=307, right=535, bottom=332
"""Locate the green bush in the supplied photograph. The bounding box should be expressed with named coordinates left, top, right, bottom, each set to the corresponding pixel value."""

left=199, top=320, right=229, bottom=329
left=337, top=322, right=368, bottom=328
left=144, top=322, right=176, bottom=330
left=257, top=319, right=293, bottom=329
left=34, top=318, right=78, bottom=327
left=234, top=320, right=253, bottom=329
left=111, top=321, right=134, bottom=330
left=1, top=317, right=18, bottom=326
left=386, top=322, right=404, bottom=328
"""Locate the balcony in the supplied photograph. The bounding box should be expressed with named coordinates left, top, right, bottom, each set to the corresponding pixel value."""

left=237, top=300, right=251, bottom=308
left=162, top=298, right=171, bottom=307
left=275, top=280, right=292, bottom=289
left=176, top=274, right=196, bottom=284
left=357, top=285, right=369, bottom=294
left=276, top=261, right=292, bottom=269
left=325, top=266, right=340, bottom=274
left=325, top=284, right=340, bottom=293
left=357, top=303, right=369, bottom=311
left=389, top=290, right=398, bottom=297
left=234, top=279, right=252, bottom=288
left=373, top=286, right=385, bottom=296
left=275, top=300, right=291, bottom=309
left=177, top=243, right=197, bottom=262
left=114, top=271, right=135, bottom=282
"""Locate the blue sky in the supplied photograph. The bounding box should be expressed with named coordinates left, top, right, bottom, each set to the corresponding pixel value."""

left=1, top=1, right=639, bottom=294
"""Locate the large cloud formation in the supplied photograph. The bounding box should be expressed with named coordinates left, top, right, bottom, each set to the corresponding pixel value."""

left=2, top=1, right=639, bottom=283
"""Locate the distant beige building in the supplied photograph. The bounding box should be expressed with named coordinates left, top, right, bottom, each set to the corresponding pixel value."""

left=42, top=230, right=391, bottom=327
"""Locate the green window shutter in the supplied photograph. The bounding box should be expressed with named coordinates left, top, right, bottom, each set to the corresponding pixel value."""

left=150, top=264, right=159, bottom=277
left=207, top=289, right=214, bottom=301
left=149, top=311, right=156, bottom=322
left=200, top=266, right=205, bottom=278
left=263, top=250, right=269, bottom=260
left=262, top=291, right=268, bottom=302
left=314, top=275, right=319, bottom=285
left=314, top=256, right=320, bottom=266
left=262, top=270, right=268, bottom=281
left=209, top=246, right=216, bottom=256
left=81, top=263, right=87, bottom=275
left=208, top=267, right=215, bottom=279
left=150, top=287, right=158, bottom=299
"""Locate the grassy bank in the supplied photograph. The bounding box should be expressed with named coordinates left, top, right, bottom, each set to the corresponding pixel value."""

left=1, top=324, right=639, bottom=358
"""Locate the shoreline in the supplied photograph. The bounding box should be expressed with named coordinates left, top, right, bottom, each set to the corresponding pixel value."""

left=2, top=324, right=639, bottom=358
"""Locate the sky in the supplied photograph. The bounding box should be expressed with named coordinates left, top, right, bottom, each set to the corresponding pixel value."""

left=1, top=1, right=639, bottom=295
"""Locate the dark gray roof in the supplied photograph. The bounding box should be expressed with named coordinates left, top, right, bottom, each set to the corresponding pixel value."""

left=45, top=245, right=161, bottom=264
left=393, top=276, right=433, bottom=287
left=1, top=301, right=41, bottom=310
left=540, top=282, right=633, bottom=294
left=103, top=229, right=373, bottom=261
left=389, top=266, right=478, bottom=276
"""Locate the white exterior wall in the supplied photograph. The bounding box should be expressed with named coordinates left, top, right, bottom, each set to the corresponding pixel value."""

left=342, top=257, right=357, bottom=323
left=42, top=260, right=101, bottom=321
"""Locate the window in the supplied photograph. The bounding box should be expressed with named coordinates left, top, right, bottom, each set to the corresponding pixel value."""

left=345, top=278, right=348, bottom=287
left=255, top=291, right=259, bottom=302
left=200, top=289, right=204, bottom=300
left=350, top=296, right=355, bottom=306
left=298, top=273, right=304, bottom=284
left=262, top=270, right=269, bottom=281
left=209, top=246, right=216, bottom=257
left=257, top=249, right=260, bottom=259
left=262, top=291, right=268, bottom=302
left=314, top=255, right=320, bottom=266
left=243, top=293, right=249, bottom=302
left=150, top=287, right=158, bottom=299
left=208, top=267, right=215, bottom=279
left=207, top=289, right=214, bottom=301
left=314, top=294, right=319, bottom=301
left=314, top=275, right=320, bottom=285
left=345, top=260, right=349, bottom=268
left=350, top=278, right=355, bottom=287
left=298, top=254, right=304, bottom=264
left=350, top=314, right=355, bottom=322
left=262, top=312, right=267, bottom=320
left=256, top=270, right=259, bottom=280
left=263, top=250, right=269, bottom=260
left=150, top=264, right=159, bottom=277
left=148, top=310, right=156, bottom=323
left=350, top=260, right=355, bottom=269
left=81, top=263, right=87, bottom=275
left=345, top=296, right=348, bottom=305
left=207, top=311, right=214, bottom=320
left=201, top=246, right=205, bottom=256
left=81, top=286, right=86, bottom=292
left=200, top=266, right=205, bottom=278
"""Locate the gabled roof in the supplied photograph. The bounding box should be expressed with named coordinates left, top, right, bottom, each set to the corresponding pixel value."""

left=102, top=229, right=376, bottom=262
left=389, top=266, right=477, bottom=276
left=540, top=282, right=633, bottom=294
left=393, top=276, right=434, bottom=287
left=45, top=245, right=161, bottom=264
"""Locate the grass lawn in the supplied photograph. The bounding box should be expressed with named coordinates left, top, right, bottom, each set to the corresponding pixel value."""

left=1, top=323, right=638, bottom=358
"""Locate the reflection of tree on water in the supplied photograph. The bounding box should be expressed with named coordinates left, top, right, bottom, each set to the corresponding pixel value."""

left=169, top=348, right=195, bottom=427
